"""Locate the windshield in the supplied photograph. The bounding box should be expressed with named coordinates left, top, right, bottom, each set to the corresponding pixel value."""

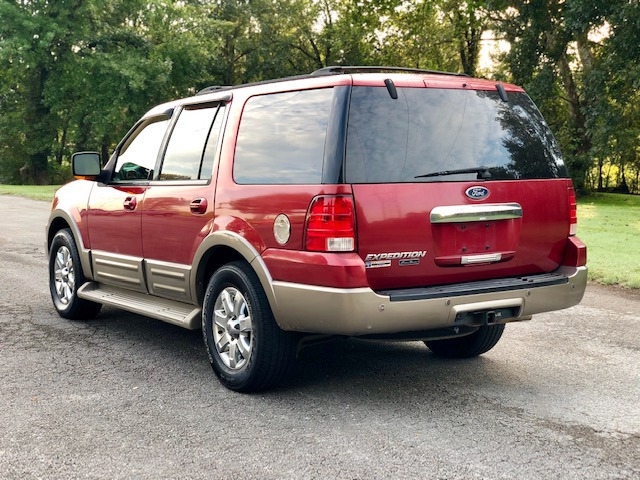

left=344, top=86, right=567, bottom=183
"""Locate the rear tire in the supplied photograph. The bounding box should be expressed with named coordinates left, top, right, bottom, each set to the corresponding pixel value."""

left=202, top=261, right=298, bottom=392
left=424, top=324, right=505, bottom=358
left=48, top=228, right=102, bottom=319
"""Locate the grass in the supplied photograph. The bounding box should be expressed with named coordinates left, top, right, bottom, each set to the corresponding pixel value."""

left=577, top=193, right=640, bottom=289
left=1, top=185, right=638, bottom=288
left=0, top=184, right=60, bottom=202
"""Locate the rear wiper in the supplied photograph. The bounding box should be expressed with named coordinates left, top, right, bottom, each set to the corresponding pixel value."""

left=415, top=167, right=492, bottom=180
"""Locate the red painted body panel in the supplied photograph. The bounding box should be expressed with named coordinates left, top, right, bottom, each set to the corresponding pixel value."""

left=261, top=250, right=368, bottom=288
left=87, top=184, right=147, bottom=257
left=50, top=180, right=94, bottom=249
left=350, top=73, right=525, bottom=92
left=351, top=179, right=573, bottom=290
left=213, top=184, right=352, bottom=252
left=208, top=75, right=573, bottom=290
left=141, top=184, right=215, bottom=264
left=431, top=218, right=520, bottom=266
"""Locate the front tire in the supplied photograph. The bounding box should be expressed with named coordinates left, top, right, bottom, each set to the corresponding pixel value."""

left=48, top=229, right=101, bottom=319
left=202, top=261, right=298, bottom=392
left=425, top=324, right=505, bottom=358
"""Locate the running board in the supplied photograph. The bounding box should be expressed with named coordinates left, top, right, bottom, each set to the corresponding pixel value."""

left=77, top=282, right=202, bottom=330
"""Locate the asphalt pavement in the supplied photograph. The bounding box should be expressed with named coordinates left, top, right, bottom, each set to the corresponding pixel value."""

left=1, top=195, right=639, bottom=479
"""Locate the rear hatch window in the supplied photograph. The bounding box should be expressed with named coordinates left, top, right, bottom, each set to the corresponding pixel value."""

left=345, top=86, right=567, bottom=183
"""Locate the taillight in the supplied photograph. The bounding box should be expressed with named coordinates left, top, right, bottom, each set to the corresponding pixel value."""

left=305, top=195, right=356, bottom=252
left=562, top=236, right=587, bottom=267
left=568, top=184, right=577, bottom=235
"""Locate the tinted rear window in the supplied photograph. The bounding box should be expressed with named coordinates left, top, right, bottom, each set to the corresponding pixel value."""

left=345, top=86, right=567, bottom=183
left=234, top=88, right=333, bottom=184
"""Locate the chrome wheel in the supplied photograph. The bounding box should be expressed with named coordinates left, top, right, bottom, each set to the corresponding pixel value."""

left=213, top=287, right=253, bottom=369
left=54, top=245, right=75, bottom=305
left=48, top=229, right=101, bottom=319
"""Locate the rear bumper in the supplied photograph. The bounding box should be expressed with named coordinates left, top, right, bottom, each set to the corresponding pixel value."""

left=270, top=266, right=587, bottom=336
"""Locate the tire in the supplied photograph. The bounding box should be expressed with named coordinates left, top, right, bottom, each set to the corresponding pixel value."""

left=49, top=228, right=102, bottom=319
left=202, top=261, right=298, bottom=392
left=424, top=324, right=505, bottom=358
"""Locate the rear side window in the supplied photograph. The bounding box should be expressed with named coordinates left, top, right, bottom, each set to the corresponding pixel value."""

left=345, top=87, right=568, bottom=183
left=234, top=88, right=333, bottom=184
left=159, top=104, right=224, bottom=181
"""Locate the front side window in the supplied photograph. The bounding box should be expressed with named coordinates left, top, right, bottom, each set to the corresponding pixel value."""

left=159, top=104, right=224, bottom=181
left=234, top=88, right=333, bottom=184
left=345, top=86, right=567, bottom=183
left=113, top=117, right=169, bottom=182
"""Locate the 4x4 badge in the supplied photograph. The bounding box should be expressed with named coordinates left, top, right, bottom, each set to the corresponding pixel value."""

left=465, top=186, right=490, bottom=200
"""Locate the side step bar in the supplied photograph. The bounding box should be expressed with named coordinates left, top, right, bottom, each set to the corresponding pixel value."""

left=77, top=282, right=202, bottom=330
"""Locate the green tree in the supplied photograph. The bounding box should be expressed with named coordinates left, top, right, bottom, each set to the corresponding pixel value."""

left=374, top=1, right=458, bottom=70
left=441, top=0, right=491, bottom=76
left=0, top=0, right=227, bottom=182
left=2, top=0, right=637, bottom=191
left=0, top=0, right=90, bottom=183
left=488, top=0, right=622, bottom=191
left=588, top=0, right=640, bottom=192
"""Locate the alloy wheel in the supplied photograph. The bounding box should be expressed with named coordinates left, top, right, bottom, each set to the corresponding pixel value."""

left=213, top=287, right=253, bottom=369
left=54, top=245, right=75, bottom=305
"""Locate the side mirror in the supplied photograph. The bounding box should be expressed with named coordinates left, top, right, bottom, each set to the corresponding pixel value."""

left=72, top=151, right=101, bottom=179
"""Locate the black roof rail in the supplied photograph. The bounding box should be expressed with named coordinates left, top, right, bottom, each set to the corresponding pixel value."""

left=311, top=65, right=469, bottom=77
left=196, top=85, right=232, bottom=96
left=195, top=66, right=470, bottom=96
left=195, top=71, right=313, bottom=96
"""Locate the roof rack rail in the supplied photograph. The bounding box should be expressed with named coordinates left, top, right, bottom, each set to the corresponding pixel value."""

left=194, top=71, right=313, bottom=96
left=311, top=65, right=469, bottom=77
left=194, top=66, right=468, bottom=97
left=196, top=85, right=231, bottom=96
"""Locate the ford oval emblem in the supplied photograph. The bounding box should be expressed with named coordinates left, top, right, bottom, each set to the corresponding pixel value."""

left=465, top=186, right=490, bottom=200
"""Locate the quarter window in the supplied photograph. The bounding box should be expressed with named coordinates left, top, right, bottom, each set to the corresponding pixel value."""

left=234, top=88, right=333, bottom=184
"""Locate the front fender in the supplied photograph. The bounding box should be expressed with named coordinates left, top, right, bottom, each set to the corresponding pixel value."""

left=46, top=181, right=95, bottom=279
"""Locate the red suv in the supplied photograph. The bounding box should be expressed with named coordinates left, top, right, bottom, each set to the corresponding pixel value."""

left=47, top=66, right=587, bottom=392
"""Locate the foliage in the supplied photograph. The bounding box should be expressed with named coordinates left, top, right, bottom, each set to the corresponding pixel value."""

left=0, top=0, right=638, bottom=188
left=489, top=0, right=640, bottom=194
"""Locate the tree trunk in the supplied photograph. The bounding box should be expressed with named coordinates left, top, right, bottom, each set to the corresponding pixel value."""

left=597, top=158, right=604, bottom=191
left=23, top=66, right=52, bottom=184
left=458, top=24, right=481, bottom=76
left=557, top=51, right=591, bottom=191
left=56, top=127, right=68, bottom=165
left=101, top=139, right=111, bottom=166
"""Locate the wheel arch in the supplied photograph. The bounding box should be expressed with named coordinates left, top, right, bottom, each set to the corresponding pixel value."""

left=47, top=210, right=93, bottom=281
left=192, top=231, right=277, bottom=314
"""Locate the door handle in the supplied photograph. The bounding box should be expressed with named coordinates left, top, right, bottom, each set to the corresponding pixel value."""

left=123, top=196, right=137, bottom=211
left=190, top=198, right=208, bottom=215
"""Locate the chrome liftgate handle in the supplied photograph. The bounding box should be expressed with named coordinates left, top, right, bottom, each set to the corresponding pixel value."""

left=430, top=203, right=523, bottom=224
